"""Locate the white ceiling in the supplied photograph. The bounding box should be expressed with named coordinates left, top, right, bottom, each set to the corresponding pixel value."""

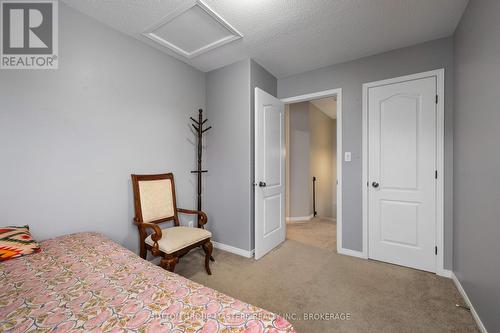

left=62, top=0, right=468, bottom=78
left=311, top=97, right=337, bottom=119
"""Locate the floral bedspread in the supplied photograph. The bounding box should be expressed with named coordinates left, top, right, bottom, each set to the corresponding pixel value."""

left=0, top=232, right=295, bottom=332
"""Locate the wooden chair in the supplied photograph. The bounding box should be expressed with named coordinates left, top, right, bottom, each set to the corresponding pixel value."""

left=131, top=173, right=214, bottom=274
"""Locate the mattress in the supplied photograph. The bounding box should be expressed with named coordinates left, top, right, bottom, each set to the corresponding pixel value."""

left=0, top=232, right=295, bottom=332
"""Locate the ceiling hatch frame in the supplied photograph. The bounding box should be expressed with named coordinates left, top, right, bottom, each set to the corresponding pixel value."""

left=142, top=0, right=243, bottom=59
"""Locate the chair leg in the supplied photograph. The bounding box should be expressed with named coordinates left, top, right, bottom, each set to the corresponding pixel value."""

left=160, top=255, right=178, bottom=273
left=201, top=245, right=215, bottom=262
left=202, top=241, right=213, bottom=275
left=139, top=242, right=147, bottom=259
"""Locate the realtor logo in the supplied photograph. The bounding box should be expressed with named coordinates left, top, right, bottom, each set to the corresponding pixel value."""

left=1, top=0, right=58, bottom=69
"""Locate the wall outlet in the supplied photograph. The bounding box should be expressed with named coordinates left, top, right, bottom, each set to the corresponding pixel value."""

left=345, top=152, right=352, bottom=162
left=188, top=221, right=194, bottom=228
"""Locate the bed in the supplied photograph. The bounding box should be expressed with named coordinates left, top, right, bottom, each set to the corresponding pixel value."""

left=0, top=232, right=295, bottom=332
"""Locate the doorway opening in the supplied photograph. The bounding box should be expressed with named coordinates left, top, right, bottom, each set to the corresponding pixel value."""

left=282, top=89, right=342, bottom=252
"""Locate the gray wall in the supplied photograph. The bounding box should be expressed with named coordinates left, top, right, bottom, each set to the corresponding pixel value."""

left=205, top=59, right=277, bottom=251
left=0, top=3, right=206, bottom=253
left=309, top=105, right=336, bottom=219
left=205, top=60, right=251, bottom=251
left=453, top=0, right=500, bottom=330
left=288, top=102, right=312, bottom=218
left=278, top=37, right=454, bottom=268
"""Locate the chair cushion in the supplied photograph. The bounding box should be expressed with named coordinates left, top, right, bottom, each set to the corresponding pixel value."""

left=138, top=179, right=175, bottom=222
left=145, top=226, right=211, bottom=254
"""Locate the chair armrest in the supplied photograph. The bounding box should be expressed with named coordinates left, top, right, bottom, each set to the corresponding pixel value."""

left=177, top=208, right=208, bottom=228
left=134, top=220, right=162, bottom=254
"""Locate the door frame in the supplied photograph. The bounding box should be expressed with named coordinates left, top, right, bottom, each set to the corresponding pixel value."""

left=281, top=88, right=343, bottom=253
left=362, top=69, right=446, bottom=276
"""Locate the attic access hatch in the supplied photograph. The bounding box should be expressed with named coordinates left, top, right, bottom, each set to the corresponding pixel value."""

left=142, top=0, right=243, bottom=59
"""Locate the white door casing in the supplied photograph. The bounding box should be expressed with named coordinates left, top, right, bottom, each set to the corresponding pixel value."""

left=254, top=88, right=286, bottom=260
left=280, top=88, right=343, bottom=255
left=366, top=75, right=438, bottom=272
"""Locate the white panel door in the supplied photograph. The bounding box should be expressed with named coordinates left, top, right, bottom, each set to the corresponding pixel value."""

left=255, top=88, right=285, bottom=260
left=368, top=76, right=437, bottom=272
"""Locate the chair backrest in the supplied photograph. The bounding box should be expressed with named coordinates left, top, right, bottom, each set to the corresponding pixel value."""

left=131, top=173, right=179, bottom=226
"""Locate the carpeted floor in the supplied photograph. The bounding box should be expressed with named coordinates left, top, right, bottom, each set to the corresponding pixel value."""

left=175, top=218, right=478, bottom=332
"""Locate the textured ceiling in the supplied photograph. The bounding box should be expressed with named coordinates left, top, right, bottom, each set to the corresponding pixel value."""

left=61, top=0, right=468, bottom=78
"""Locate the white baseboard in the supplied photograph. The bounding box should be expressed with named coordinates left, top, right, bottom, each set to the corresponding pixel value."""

left=437, top=268, right=453, bottom=278
left=451, top=273, right=488, bottom=333
left=212, top=241, right=254, bottom=258
left=337, top=247, right=367, bottom=259
left=286, top=214, right=314, bottom=222
left=337, top=248, right=453, bottom=279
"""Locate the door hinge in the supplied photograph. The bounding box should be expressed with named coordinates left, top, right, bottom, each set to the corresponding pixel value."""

left=435, top=246, right=438, bottom=255
left=435, top=170, right=438, bottom=179
left=435, top=95, right=439, bottom=104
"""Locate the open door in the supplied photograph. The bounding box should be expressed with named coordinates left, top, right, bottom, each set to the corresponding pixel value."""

left=254, top=87, right=286, bottom=259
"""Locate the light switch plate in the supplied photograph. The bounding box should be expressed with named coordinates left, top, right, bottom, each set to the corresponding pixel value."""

left=345, top=152, right=352, bottom=162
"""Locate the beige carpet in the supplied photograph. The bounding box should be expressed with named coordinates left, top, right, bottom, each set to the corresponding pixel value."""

left=286, top=217, right=338, bottom=250
left=175, top=218, right=478, bottom=333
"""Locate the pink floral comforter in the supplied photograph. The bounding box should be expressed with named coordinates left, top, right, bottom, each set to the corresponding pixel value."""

left=0, top=232, right=294, bottom=332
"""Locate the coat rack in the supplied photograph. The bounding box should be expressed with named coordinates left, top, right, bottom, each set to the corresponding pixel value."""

left=190, top=109, right=211, bottom=223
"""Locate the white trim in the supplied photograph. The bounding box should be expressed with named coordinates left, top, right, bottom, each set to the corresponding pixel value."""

left=286, top=215, right=337, bottom=223
left=281, top=89, right=341, bottom=104
left=362, top=69, right=446, bottom=273
left=438, top=269, right=453, bottom=278
left=285, top=104, right=291, bottom=223
left=337, top=248, right=366, bottom=259
left=451, top=273, right=488, bottom=333
left=362, top=79, right=369, bottom=260
left=336, top=90, right=344, bottom=256
left=142, top=0, right=243, bottom=59
left=280, top=88, right=344, bottom=255
left=435, top=69, right=446, bottom=277
left=212, top=241, right=254, bottom=258
left=286, top=214, right=314, bottom=222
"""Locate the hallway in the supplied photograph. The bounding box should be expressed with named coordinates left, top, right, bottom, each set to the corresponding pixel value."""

left=286, top=217, right=336, bottom=251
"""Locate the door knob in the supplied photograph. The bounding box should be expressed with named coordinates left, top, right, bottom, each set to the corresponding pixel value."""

left=372, top=182, right=380, bottom=188
left=259, top=181, right=267, bottom=187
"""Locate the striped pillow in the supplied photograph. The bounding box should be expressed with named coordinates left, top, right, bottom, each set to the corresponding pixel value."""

left=0, top=226, right=41, bottom=261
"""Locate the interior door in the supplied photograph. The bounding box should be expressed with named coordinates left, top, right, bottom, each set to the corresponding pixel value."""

left=368, top=76, right=437, bottom=272
left=254, top=87, right=285, bottom=260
